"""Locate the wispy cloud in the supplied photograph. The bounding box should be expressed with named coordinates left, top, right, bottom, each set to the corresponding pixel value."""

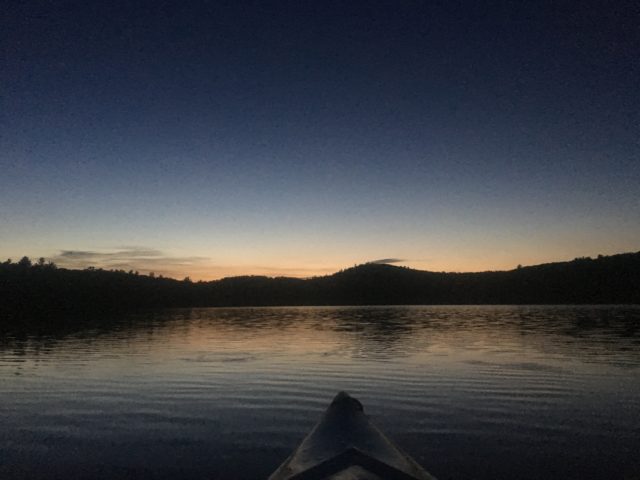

left=50, top=247, right=338, bottom=280
left=52, top=247, right=209, bottom=277
left=367, top=258, right=405, bottom=265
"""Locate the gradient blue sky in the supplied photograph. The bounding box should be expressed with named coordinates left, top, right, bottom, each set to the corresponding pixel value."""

left=2, top=1, right=638, bottom=279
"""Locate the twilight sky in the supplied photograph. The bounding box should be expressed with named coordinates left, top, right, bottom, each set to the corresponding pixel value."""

left=2, top=1, right=638, bottom=280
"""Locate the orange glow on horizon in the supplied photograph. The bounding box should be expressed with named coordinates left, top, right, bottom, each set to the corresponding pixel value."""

left=5, top=241, right=638, bottom=281
left=48, top=253, right=615, bottom=281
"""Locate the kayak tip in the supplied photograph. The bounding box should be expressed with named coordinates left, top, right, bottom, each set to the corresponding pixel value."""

left=268, top=391, right=437, bottom=480
left=330, top=391, right=364, bottom=413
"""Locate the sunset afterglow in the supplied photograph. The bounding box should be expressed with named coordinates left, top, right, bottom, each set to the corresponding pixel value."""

left=2, top=2, right=637, bottom=280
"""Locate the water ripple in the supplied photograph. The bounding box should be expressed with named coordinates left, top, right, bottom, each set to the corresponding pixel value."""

left=1, top=305, right=639, bottom=479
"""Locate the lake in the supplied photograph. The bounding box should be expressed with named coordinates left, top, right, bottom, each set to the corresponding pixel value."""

left=1, top=306, right=639, bottom=479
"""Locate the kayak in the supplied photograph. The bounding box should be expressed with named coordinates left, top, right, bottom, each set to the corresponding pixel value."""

left=268, top=391, right=437, bottom=480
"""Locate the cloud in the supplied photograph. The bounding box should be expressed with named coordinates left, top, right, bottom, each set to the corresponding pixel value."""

left=52, top=248, right=209, bottom=276
left=57, top=247, right=164, bottom=260
left=367, top=258, right=405, bottom=265
left=57, top=250, right=100, bottom=260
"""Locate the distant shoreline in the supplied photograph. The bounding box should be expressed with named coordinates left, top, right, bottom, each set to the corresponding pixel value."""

left=1, top=251, right=639, bottom=317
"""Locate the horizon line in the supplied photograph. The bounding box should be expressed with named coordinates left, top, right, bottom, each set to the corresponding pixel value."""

left=5, top=249, right=638, bottom=282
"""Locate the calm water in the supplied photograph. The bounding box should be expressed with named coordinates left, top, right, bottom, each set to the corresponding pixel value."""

left=1, top=306, right=639, bottom=479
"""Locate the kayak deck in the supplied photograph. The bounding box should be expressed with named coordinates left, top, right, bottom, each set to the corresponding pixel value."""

left=268, top=392, right=437, bottom=480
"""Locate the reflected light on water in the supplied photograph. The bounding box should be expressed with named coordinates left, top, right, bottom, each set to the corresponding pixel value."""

left=1, top=306, right=639, bottom=479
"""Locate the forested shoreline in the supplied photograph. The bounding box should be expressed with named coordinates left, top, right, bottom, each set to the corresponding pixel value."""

left=1, top=252, right=639, bottom=317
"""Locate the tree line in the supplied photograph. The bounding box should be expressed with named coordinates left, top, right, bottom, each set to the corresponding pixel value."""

left=1, top=251, right=639, bottom=317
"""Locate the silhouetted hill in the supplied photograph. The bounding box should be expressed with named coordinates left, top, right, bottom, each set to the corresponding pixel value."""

left=1, top=252, right=639, bottom=316
left=324, top=254, right=640, bottom=304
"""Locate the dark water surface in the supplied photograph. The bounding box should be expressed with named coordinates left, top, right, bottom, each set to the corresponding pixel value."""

left=1, top=306, right=639, bottom=479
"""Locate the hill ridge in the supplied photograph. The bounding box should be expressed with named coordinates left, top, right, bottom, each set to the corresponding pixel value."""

left=1, top=251, right=639, bottom=315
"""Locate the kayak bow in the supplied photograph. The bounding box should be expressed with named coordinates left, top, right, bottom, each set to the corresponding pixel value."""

left=268, top=391, right=437, bottom=480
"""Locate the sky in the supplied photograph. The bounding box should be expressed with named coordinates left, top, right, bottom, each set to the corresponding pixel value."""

left=2, top=0, right=638, bottom=280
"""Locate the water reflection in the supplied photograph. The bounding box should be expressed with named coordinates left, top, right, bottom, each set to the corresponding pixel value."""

left=3, top=306, right=639, bottom=361
left=1, top=306, right=639, bottom=479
